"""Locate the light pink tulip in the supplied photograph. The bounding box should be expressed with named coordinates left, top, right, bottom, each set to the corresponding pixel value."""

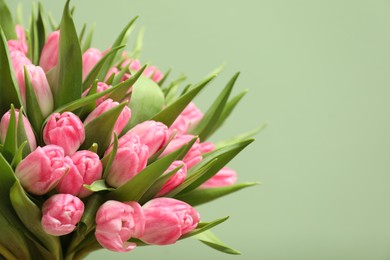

left=43, top=112, right=85, bottom=155
left=39, top=30, right=60, bottom=72
left=7, top=40, right=25, bottom=54
left=160, top=134, right=202, bottom=169
left=199, top=141, right=216, bottom=154
left=15, top=145, right=69, bottom=195
left=84, top=99, right=131, bottom=137
left=156, top=160, right=187, bottom=197
left=95, top=201, right=145, bottom=252
left=129, top=59, right=141, bottom=71
left=9, top=50, right=32, bottom=74
left=0, top=109, right=36, bottom=152
left=41, top=194, right=84, bottom=236
left=56, top=151, right=103, bottom=197
left=143, top=65, right=163, bottom=83
left=105, top=133, right=148, bottom=188
left=105, top=67, right=119, bottom=81
left=82, top=82, right=111, bottom=106
left=200, top=167, right=237, bottom=188
left=16, top=64, right=54, bottom=117
left=82, top=48, right=103, bottom=80
left=126, top=120, right=169, bottom=157
left=170, top=102, right=203, bottom=134
left=140, top=198, right=200, bottom=245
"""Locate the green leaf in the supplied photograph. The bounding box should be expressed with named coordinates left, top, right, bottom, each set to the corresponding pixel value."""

left=81, top=24, right=94, bottom=52
left=96, top=16, right=138, bottom=80
left=158, top=68, right=171, bottom=87
left=175, top=182, right=259, bottom=206
left=10, top=181, right=62, bottom=259
left=178, top=139, right=254, bottom=195
left=190, top=72, right=239, bottom=141
left=28, top=3, right=39, bottom=64
left=81, top=101, right=127, bottom=156
left=181, top=216, right=229, bottom=239
left=53, top=0, right=82, bottom=108
left=129, top=27, right=144, bottom=58
left=125, top=75, right=165, bottom=130
left=195, top=230, right=241, bottom=255
left=16, top=109, right=32, bottom=157
left=0, top=0, right=16, bottom=39
left=216, top=124, right=266, bottom=148
left=101, top=133, right=118, bottom=179
left=83, top=45, right=126, bottom=91
left=83, top=179, right=114, bottom=192
left=10, top=141, right=27, bottom=168
left=36, top=3, right=47, bottom=60
left=108, top=143, right=190, bottom=202
left=2, top=106, right=17, bottom=163
left=152, top=73, right=217, bottom=127
left=0, top=27, right=21, bottom=115
left=24, top=66, right=45, bottom=135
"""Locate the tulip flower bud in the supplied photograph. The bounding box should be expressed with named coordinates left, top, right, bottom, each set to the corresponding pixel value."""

left=161, top=134, right=202, bottom=169
left=16, top=64, right=54, bottom=117
left=39, top=30, right=60, bottom=72
left=84, top=99, right=131, bottom=137
left=143, top=65, right=163, bottom=83
left=129, top=59, right=141, bottom=71
left=41, top=194, right=84, bottom=236
left=15, top=145, right=69, bottom=195
left=43, top=112, right=85, bottom=156
left=170, top=102, right=203, bottom=134
left=200, top=167, right=237, bottom=188
left=82, top=82, right=110, bottom=106
left=56, top=151, right=103, bottom=198
left=127, top=120, right=169, bottom=157
left=82, top=48, right=103, bottom=80
left=0, top=109, right=36, bottom=152
left=140, top=198, right=200, bottom=245
left=105, top=133, right=148, bottom=188
left=199, top=141, right=216, bottom=154
left=95, top=200, right=145, bottom=252
left=156, top=160, right=187, bottom=197
left=9, top=50, right=32, bottom=75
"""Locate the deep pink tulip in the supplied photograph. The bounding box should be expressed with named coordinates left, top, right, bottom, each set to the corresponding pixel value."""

left=0, top=109, right=36, bottom=152
left=84, top=99, right=131, bottom=137
left=156, top=160, right=187, bottom=197
left=41, top=194, right=84, bottom=236
left=43, top=112, right=85, bottom=155
left=16, top=64, right=54, bottom=117
left=82, top=48, right=103, bottom=80
left=9, top=50, right=32, bottom=75
left=126, top=120, right=169, bottom=157
left=160, top=134, right=202, bottom=169
left=56, top=151, right=102, bottom=198
left=200, top=167, right=237, bottom=188
left=15, top=145, right=69, bottom=195
left=95, top=201, right=145, bottom=252
left=39, top=30, right=60, bottom=72
left=105, top=133, right=148, bottom=188
left=140, top=198, right=200, bottom=245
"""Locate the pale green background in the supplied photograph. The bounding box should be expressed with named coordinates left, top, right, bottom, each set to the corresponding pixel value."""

left=7, top=0, right=390, bottom=259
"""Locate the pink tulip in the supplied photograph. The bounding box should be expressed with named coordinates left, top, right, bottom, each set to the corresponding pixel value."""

left=156, top=160, right=187, bottom=197
left=170, top=102, right=203, bottom=134
left=84, top=99, right=131, bottom=137
left=143, top=65, right=163, bottom=83
left=56, top=151, right=103, bottom=198
left=105, top=133, right=148, bottom=188
left=160, top=134, right=202, bottom=169
left=95, top=201, right=145, bottom=252
left=105, top=67, right=119, bottom=81
left=126, top=120, right=169, bottom=157
left=15, top=25, right=27, bottom=54
left=82, top=48, right=103, bottom=80
left=7, top=40, right=25, bottom=54
left=15, top=145, right=69, bottom=195
left=200, top=167, right=237, bottom=188
left=199, top=141, right=215, bottom=154
left=41, top=194, right=84, bottom=236
left=82, top=82, right=111, bottom=106
left=43, top=112, right=85, bottom=155
left=39, top=30, right=60, bottom=72
left=129, top=59, right=141, bottom=71
left=9, top=50, right=32, bottom=75
left=140, top=198, right=200, bottom=245
left=16, top=64, right=54, bottom=117
left=0, top=109, right=36, bottom=152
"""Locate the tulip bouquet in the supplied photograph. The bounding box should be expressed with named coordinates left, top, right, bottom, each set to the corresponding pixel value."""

left=0, top=0, right=259, bottom=259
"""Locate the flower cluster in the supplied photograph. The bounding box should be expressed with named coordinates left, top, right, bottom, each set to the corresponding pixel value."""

left=0, top=1, right=257, bottom=259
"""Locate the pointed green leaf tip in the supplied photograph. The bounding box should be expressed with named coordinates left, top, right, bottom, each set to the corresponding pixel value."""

left=54, top=0, right=82, bottom=108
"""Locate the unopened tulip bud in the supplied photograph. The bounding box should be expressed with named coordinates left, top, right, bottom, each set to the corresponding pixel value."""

left=9, top=50, right=32, bottom=75
left=16, top=64, right=54, bottom=117
left=156, top=161, right=187, bottom=197
left=199, top=141, right=216, bottom=154
left=41, top=194, right=84, bottom=236
left=56, top=151, right=103, bottom=197
left=15, top=145, right=68, bottom=195
left=126, top=120, right=169, bottom=157
left=82, top=48, right=103, bottom=80
left=39, top=30, right=60, bottom=72
left=143, top=66, right=163, bottom=83
left=0, top=109, right=36, bottom=152
left=140, top=198, right=200, bottom=245
left=200, top=167, right=237, bottom=188
left=43, top=112, right=85, bottom=155
left=95, top=200, right=145, bottom=252
left=170, top=102, right=203, bottom=134
left=105, top=133, right=148, bottom=188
